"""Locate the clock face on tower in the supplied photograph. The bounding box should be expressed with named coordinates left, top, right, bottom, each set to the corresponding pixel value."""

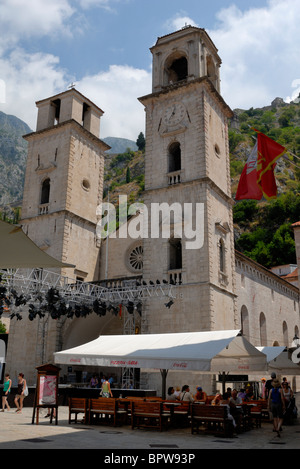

left=163, top=102, right=186, bottom=126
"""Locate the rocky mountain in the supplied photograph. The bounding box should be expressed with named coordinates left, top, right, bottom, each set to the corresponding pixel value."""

left=0, top=111, right=31, bottom=208
left=0, top=116, right=139, bottom=213
left=104, top=137, right=138, bottom=154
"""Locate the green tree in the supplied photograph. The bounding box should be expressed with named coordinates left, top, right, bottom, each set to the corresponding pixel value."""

left=248, top=240, right=272, bottom=267
left=261, top=110, right=275, bottom=130
left=136, top=132, right=145, bottom=151
left=0, top=320, right=6, bottom=333
left=126, top=166, right=131, bottom=183
left=233, top=200, right=259, bottom=225
left=267, top=224, right=296, bottom=266
left=228, top=130, right=245, bottom=152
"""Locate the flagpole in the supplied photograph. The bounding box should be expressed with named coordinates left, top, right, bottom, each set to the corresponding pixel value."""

left=105, top=191, right=109, bottom=280
left=283, top=154, right=300, bottom=168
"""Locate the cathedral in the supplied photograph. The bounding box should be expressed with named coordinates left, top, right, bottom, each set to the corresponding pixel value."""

left=4, top=26, right=300, bottom=394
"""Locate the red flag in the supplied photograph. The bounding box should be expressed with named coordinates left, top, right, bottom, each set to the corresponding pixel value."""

left=255, top=130, right=286, bottom=200
left=235, top=142, right=263, bottom=200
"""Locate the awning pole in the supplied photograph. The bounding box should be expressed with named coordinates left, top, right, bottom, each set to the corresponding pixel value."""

left=160, top=369, right=168, bottom=399
left=221, top=371, right=228, bottom=395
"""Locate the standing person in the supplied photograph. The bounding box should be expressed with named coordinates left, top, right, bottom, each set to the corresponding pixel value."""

left=265, top=372, right=276, bottom=398
left=1, top=373, right=12, bottom=411
left=268, top=378, right=285, bottom=436
left=101, top=376, right=113, bottom=398
left=90, top=374, right=98, bottom=388
left=282, top=381, right=294, bottom=425
left=282, top=381, right=293, bottom=403
left=14, top=373, right=27, bottom=413
left=261, top=378, right=267, bottom=399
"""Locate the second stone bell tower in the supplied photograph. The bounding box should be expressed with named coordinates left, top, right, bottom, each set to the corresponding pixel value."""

left=5, top=88, right=110, bottom=383
left=21, top=88, right=110, bottom=281
left=139, top=26, right=237, bottom=334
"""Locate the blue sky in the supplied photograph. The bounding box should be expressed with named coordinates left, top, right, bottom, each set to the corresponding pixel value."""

left=1, top=0, right=300, bottom=140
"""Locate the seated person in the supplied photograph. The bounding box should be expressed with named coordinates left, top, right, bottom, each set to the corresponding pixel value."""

left=179, top=385, right=194, bottom=402
left=237, top=388, right=246, bottom=399
left=211, top=393, right=222, bottom=405
left=167, top=386, right=177, bottom=400
left=194, top=386, right=207, bottom=403
left=228, top=389, right=243, bottom=426
left=222, top=387, right=232, bottom=400
left=243, top=387, right=254, bottom=401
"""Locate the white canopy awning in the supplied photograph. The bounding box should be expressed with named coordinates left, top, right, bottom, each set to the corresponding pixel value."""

left=257, top=346, right=300, bottom=374
left=54, top=330, right=267, bottom=374
left=0, top=220, right=74, bottom=268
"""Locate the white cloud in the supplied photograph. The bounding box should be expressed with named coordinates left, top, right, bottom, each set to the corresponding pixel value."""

left=209, top=0, right=300, bottom=109
left=164, top=13, right=198, bottom=32
left=1, top=0, right=300, bottom=139
left=0, top=49, right=69, bottom=129
left=0, top=0, right=75, bottom=50
left=0, top=0, right=149, bottom=139
left=76, top=0, right=114, bottom=9
left=78, top=65, right=151, bottom=139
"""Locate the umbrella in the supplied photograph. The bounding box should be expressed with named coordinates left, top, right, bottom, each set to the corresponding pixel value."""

left=0, top=220, right=74, bottom=269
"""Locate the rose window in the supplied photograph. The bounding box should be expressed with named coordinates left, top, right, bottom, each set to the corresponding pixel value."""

left=128, top=245, right=143, bottom=272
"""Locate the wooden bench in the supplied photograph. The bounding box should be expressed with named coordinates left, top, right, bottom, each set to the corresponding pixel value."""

left=191, top=404, right=234, bottom=437
left=163, top=400, right=191, bottom=427
left=88, top=398, right=127, bottom=426
left=68, top=397, right=88, bottom=424
left=131, top=401, right=169, bottom=431
left=244, top=400, right=269, bottom=427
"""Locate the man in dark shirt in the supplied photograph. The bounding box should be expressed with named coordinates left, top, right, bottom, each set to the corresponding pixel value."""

left=265, top=372, right=276, bottom=398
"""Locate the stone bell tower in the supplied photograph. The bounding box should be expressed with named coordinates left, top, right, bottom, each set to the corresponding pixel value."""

left=138, top=26, right=237, bottom=334
left=21, top=88, right=110, bottom=281
left=5, top=88, right=110, bottom=383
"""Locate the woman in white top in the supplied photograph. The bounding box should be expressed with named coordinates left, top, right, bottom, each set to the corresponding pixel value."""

left=282, top=382, right=293, bottom=403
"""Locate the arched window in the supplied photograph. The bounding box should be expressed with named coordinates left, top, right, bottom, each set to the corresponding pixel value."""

left=283, top=321, right=288, bottom=347
left=169, top=237, right=182, bottom=270
left=169, top=56, right=188, bottom=83
left=259, top=312, right=267, bottom=346
left=164, top=53, right=188, bottom=86
left=168, top=142, right=181, bottom=172
left=218, top=238, right=225, bottom=273
left=241, top=305, right=250, bottom=341
left=41, top=178, right=50, bottom=204
left=206, top=55, right=218, bottom=89
left=52, top=98, right=61, bottom=125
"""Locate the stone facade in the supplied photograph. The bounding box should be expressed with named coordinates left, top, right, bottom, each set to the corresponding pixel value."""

left=3, top=27, right=300, bottom=393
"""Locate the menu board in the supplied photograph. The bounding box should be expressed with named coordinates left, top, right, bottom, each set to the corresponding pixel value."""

left=38, top=375, right=57, bottom=406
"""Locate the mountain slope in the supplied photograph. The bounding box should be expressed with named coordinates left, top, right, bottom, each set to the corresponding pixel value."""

left=0, top=111, right=31, bottom=206
left=0, top=98, right=299, bottom=270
